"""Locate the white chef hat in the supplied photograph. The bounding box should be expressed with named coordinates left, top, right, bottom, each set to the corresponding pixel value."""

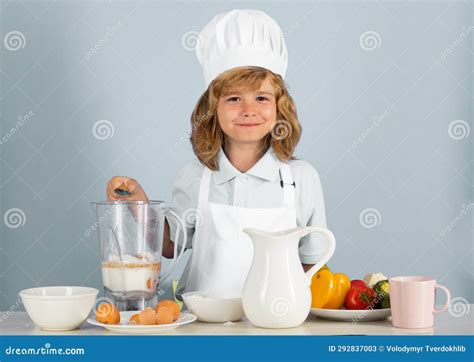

left=196, top=9, right=288, bottom=88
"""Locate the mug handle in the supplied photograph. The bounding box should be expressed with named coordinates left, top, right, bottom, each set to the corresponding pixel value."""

left=159, top=209, right=188, bottom=283
left=433, top=283, right=451, bottom=314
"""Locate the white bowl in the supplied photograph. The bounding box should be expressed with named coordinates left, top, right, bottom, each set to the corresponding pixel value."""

left=20, top=286, right=99, bottom=331
left=182, top=291, right=244, bottom=323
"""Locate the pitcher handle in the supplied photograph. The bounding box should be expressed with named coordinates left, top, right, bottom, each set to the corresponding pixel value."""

left=159, top=209, right=188, bottom=283
left=302, top=227, right=336, bottom=284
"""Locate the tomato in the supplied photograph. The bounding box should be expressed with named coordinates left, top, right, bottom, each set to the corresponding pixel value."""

left=344, top=286, right=376, bottom=310
left=350, top=280, right=366, bottom=289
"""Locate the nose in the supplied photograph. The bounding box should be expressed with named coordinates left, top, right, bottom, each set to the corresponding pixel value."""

left=241, top=100, right=257, bottom=118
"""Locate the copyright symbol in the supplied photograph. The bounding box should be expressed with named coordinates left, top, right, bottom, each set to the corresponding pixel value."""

left=378, top=345, right=385, bottom=352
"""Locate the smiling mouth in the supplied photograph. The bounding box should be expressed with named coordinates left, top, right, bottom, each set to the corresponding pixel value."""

left=236, top=123, right=262, bottom=128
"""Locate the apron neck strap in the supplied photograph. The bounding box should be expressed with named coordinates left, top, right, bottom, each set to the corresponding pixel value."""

left=198, top=167, right=212, bottom=207
left=279, top=163, right=295, bottom=208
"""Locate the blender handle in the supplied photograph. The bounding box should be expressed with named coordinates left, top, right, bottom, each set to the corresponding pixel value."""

left=159, top=209, right=187, bottom=283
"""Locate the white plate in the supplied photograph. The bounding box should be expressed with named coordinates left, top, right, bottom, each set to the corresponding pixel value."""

left=310, top=308, right=391, bottom=322
left=87, top=311, right=197, bottom=334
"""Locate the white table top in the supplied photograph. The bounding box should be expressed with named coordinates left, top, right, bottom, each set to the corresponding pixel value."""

left=1, top=308, right=472, bottom=335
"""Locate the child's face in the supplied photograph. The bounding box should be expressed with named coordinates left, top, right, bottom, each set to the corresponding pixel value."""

left=217, top=77, right=276, bottom=148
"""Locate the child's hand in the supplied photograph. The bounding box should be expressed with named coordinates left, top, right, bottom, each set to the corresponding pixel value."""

left=106, top=176, right=149, bottom=201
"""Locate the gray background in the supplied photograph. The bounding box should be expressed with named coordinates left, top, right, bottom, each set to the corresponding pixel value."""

left=0, top=0, right=472, bottom=313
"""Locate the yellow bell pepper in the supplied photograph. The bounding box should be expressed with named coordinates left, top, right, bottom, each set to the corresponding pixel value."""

left=323, top=273, right=351, bottom=309
left=310, top=269, right=335, bottom=308
left=310, top=269, right=350, bottom=309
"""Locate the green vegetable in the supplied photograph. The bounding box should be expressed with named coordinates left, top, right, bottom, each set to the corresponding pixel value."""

left=373, top=280, right=390, bottom=309
left=373, top=280, right=389, bottom=295
left=380, top=296, right=391, bottom=309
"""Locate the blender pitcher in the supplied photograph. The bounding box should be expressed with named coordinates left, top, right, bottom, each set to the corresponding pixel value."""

left=91, top=200, right=187, bottom=311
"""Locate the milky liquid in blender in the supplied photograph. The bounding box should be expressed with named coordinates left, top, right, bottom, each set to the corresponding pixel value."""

left=101, top=252, right=161, bottom=299
left=101, top=188, right=161, bottom=299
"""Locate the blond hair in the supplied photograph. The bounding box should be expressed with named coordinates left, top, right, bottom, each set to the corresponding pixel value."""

left=190, top=66, right=301, bottom=170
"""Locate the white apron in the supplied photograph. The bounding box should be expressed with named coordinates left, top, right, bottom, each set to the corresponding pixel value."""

left=183, top=161, right=298, bottom=295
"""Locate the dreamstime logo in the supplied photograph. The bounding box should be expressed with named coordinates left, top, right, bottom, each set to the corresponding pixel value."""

left=1, top=297, right=23, bottom=321
left=271, top=120, right=292, bottom=140
left=359, top=208, right=381, bottom=229
left=84, top=206, right=113, bottom=238
left=448, top=120, right=470, bottom=140
left=440, top=203, right=473, bottom=238
left=0, top=111, right=34, bottom=145
left=92, top=120, right=115, bottom=140
left=352, top=105, right=395, bottom=149
left=181, top=31, right=202, bottom=51
left=4, top=31, right=26, bottom=51
left=448, top=297, right=470, bottom=318
left=84, top=21, right=122, bottom=60
left=440, top=25, right=474, bottom=60
left=359, top=31, right=381, bottom=51
left=4, top=208, right=26, bottom=229
left=270, top=297, right=292, bottom=318
left=93, top=296, right=116, bottom=318
left=194, top=111, right=212, bottom=128
left=283, top=21, right=300, bottom=38
left=182, top=208, right=203, bottom=228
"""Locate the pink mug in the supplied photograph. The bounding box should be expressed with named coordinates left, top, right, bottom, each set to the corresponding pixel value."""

left=389, top=276, right=451, bottom=329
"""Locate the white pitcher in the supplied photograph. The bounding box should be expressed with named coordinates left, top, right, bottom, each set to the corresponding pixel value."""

left=242, top=226, right=336, bottom=328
